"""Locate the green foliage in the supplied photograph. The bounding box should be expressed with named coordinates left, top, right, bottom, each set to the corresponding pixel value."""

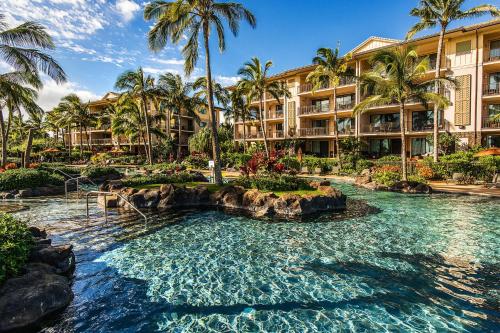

left=40, top=163, right=80, bottom=177
left=372, top=170, right=400, bottom=187
left=71, top=149, right=92, bottom=161
left=182, top=153, right=209, bottom=169
left=0, top=169, right=64, bottom=191
left=221, top=152, right=251, bottom=168
left=189, top=125, right=235, bottom=156
left=122, top=171, right=200, bottom=187
left=377, top=155, right=402, bottom=162
left=82, top=167, right=121, bottom=179
left=407, top=175, right=428, bottom=184
left=302, top=156, right=336, bottom=174
left=234, top=174, right=312, bottom=192
left=355, top=159, right=374, bottom=173
left=0, top=213, right=33, bottom=284
left=90, top=153, right=112, bottom=165
left=426, top=132, right=459, bottom=155
left=279, top=156, right=301, bottom=172
left=145, top=162, right=185, bottom=172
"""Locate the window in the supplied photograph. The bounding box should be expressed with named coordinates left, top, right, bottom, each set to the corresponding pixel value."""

left=199, top=108, right=207, bottom=114
left=368, top=139, right=401, bottom=156
left=455, top=75, right=471, bottom=126
left=412, top=110, right=440, bottom=131
left=337, top=118, right=354, bottom=133
left=490, top=40, right=500, bottom=60
left=484, top=135, right=499, bottom=148
left=489, top=72, right=500, bottom=90
left=488, top=104, right=500, bottom=117
left=276, top=123, right=283, bottom=131
left=370, top=113, right=400, bottom=128
left=199, top=121, right=207, bottom=128
left=312, top=119, right=327, bottom=128
left=312, top=98, right=330, bottom=112
left=411, top=138, right=432, bottom=156
left=456, top=40, right=471, bottom=54
left=336, top=94, right=355, bottom=109
left=276, top=104, right=283, bottom=112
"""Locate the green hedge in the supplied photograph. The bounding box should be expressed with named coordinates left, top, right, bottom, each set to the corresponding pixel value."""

left=0, top=169, right=65, bottom=191
left=0, top=213, right=33, bottom=284
left=122, top=171, right=199, bottom=187
left=40, top=163, right=81, bottom=177
left=144, top=162, right=185, bottom=172
left=82, top=167, right=121, bottom=179
left=234, top=175, right=312, bottom=192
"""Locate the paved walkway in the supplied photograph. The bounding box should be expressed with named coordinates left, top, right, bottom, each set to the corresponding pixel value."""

left=428, top=181, right=500, bottom=198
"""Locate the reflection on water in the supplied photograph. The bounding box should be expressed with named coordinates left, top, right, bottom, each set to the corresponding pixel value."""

left=6, top=183, right=500, bottom=332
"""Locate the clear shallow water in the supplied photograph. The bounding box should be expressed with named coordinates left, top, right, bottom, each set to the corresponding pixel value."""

left=5, top=183, right=500, bottom=332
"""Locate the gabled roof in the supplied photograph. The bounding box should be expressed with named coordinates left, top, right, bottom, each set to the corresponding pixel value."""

left=349, top=36, right=401, bottom=55
left=101, top=92, right=119, bottom=100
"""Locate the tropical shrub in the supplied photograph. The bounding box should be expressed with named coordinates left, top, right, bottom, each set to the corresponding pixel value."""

left=0, top=169, right=64, bottom=191
left=372, top=165, right=401, bottom=187
left=377, top=155, right=402, bottom=163
left=476, top=155, right=500, bottom=181
left=182, top=152, right=209, bottom=169
left=122, top=171, right=200, bottom=187
left=40, top=163, right=81, bottom=177
left=145, top=162, right=185, bottom=173
left=234, top=174, right=312, bottom=192
left=407, top=174, right=428, bottom=184
left=90, top=153, right=112, bottom=165
left=82, top=167, right=121, bottom=179
left=0, top=214, right=33, bottom=284
left=416, top=164, right=434, bottom=180
left=280, top=156, right=301, bottom=172
left=355, top=159, right=374, bottom=174
left=302, top=156, right=320, bottom=174
left=4, top=163, right=17, bottom=170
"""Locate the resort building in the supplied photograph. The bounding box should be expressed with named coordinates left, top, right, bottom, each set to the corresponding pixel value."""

left=64, top=92, right=215, bottom=155
left=233, top=19, right=500, bottom=157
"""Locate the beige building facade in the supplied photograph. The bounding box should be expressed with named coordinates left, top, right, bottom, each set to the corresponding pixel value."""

left=234, top=20, right=500, bottom=157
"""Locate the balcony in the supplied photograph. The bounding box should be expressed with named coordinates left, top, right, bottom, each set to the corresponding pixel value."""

left=361, top=122, right=401, bottom=134
left=484, top=83, right=500, bottom=96
left=298, top=77, right=356, bottom=94
left=299, top=127, right=334, bottom=137
left=336, top=102, right=355, bottom=111
left=267, top=130, right=284, bottom=139
left=299, top=104, right=332, bottom=116
left=482, top=116, right=500, bottom=129
left=266, top=111, right=284, bottom=119
left=337, top=127, right=355, bottom=135
left=235, top=132, right=264, bottom=140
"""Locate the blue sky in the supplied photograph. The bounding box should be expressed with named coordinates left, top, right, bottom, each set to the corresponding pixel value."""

left=0, top=0, right=496, bottom=110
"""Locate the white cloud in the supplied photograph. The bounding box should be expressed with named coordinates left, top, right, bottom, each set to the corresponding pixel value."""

left=115, top=0, right=140, bottom=22
left=0, top=60, right=14, bottom=73
left=149, top=57, right=185, bottom=66
left=215, top=75, right=240, bottom=86
left=143, top=67, right=180, bottom=75
left=59, top=41, right=97, bottom=55
left=36, top=78, right=100, bottom=111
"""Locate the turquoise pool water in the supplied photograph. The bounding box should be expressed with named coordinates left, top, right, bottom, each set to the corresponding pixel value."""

left=8, top=182, right=500, bottom=332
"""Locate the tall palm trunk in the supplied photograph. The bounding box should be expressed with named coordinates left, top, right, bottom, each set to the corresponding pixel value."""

left=79, top=124, right=83, bottom=157
left=433, top=27, right=446, bottom=162
left=203, top=24, right=223, bottom=185
left=0, top=109, right=7, bottom=165
left=177, top=112, right=182, bottom=158
left=24, top=128, right=34, bottom=167
left=84, top=125, right=91, bottom=151
left=258, top=97, right=270, bottom=158
left=141, top=96, right=153, bottom=165
left=400, top=102, right=407, bottom=181
left=67, top=125, right=72, bottom=162
left=242, top=113, right=247, bottom=153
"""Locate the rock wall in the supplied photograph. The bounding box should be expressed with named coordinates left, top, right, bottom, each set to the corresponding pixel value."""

left=100, top=181, right=347, bottom=219
left=0, top=228, right=75, bottom=332
left=355, top=168, right=433, bottom=194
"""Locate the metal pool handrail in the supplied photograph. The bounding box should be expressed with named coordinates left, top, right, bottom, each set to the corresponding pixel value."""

left=65, top=176, right=97, bottom=199
left=41, top=166, right=78, bottom=179
left=85, top=190, right=148, bottom=223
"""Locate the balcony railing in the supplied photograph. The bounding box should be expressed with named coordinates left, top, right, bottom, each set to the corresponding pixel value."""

left=361, top=122, right=401, bottom=134
left=267, top=130, right=284, bottom=139
left=484, top=83, right=500, bottom=96
left=235, top=132, right=264, bottom=139
left=337, top=127, right=355, bottom=135
left=487, top=50, right=500, bottom=62
left=482, top=116, right=500, bottom=129
left=266, top=111, right=284, bottom=119
left=336, top=102, right=355, bottom=111
left=299, top=127, right=334, bottom=137
left=298, top=77, right=356, bottom=94
left=298, top=104, right=332, bottom=115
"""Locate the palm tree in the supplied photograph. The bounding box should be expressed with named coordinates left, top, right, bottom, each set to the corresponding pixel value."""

left=238, top=57, right=290, bottom=158
left=407, top=0, right=499, bottom=162
left=115, top=68, right=155, bottom=164
left=192, top=77, right=230, bottom=111
left=23, top=105, right=45, bottom=166
left=0, top=73, right=41, bottom=164
left=354, top=46, right=451, bottom=180
left=306, top=47, right=354, bottom=161
left=0, top=15, right=66, bottom=165
left=57, top=94, right=94, bottom=157
left=144, top=0, right=256, bottom=185
left=157, top=72, right=201, bottom=158
left=227, top=86, right=250, bottom=152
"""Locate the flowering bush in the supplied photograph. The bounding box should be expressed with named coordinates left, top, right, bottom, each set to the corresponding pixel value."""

left=28, top=163, right=40, bottom=169
left=416, top=164, right=434, bottom=179
left=372, top=165, right=401, bottom=187
left=182, top=152, right=209, bottom=169
left=4, top=163, right=17, bottom=170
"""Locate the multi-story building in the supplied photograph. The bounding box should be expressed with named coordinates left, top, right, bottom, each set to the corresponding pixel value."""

left=65, top=92, right=214, bottom=155
left=233, top=19, right=500, bottom=157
